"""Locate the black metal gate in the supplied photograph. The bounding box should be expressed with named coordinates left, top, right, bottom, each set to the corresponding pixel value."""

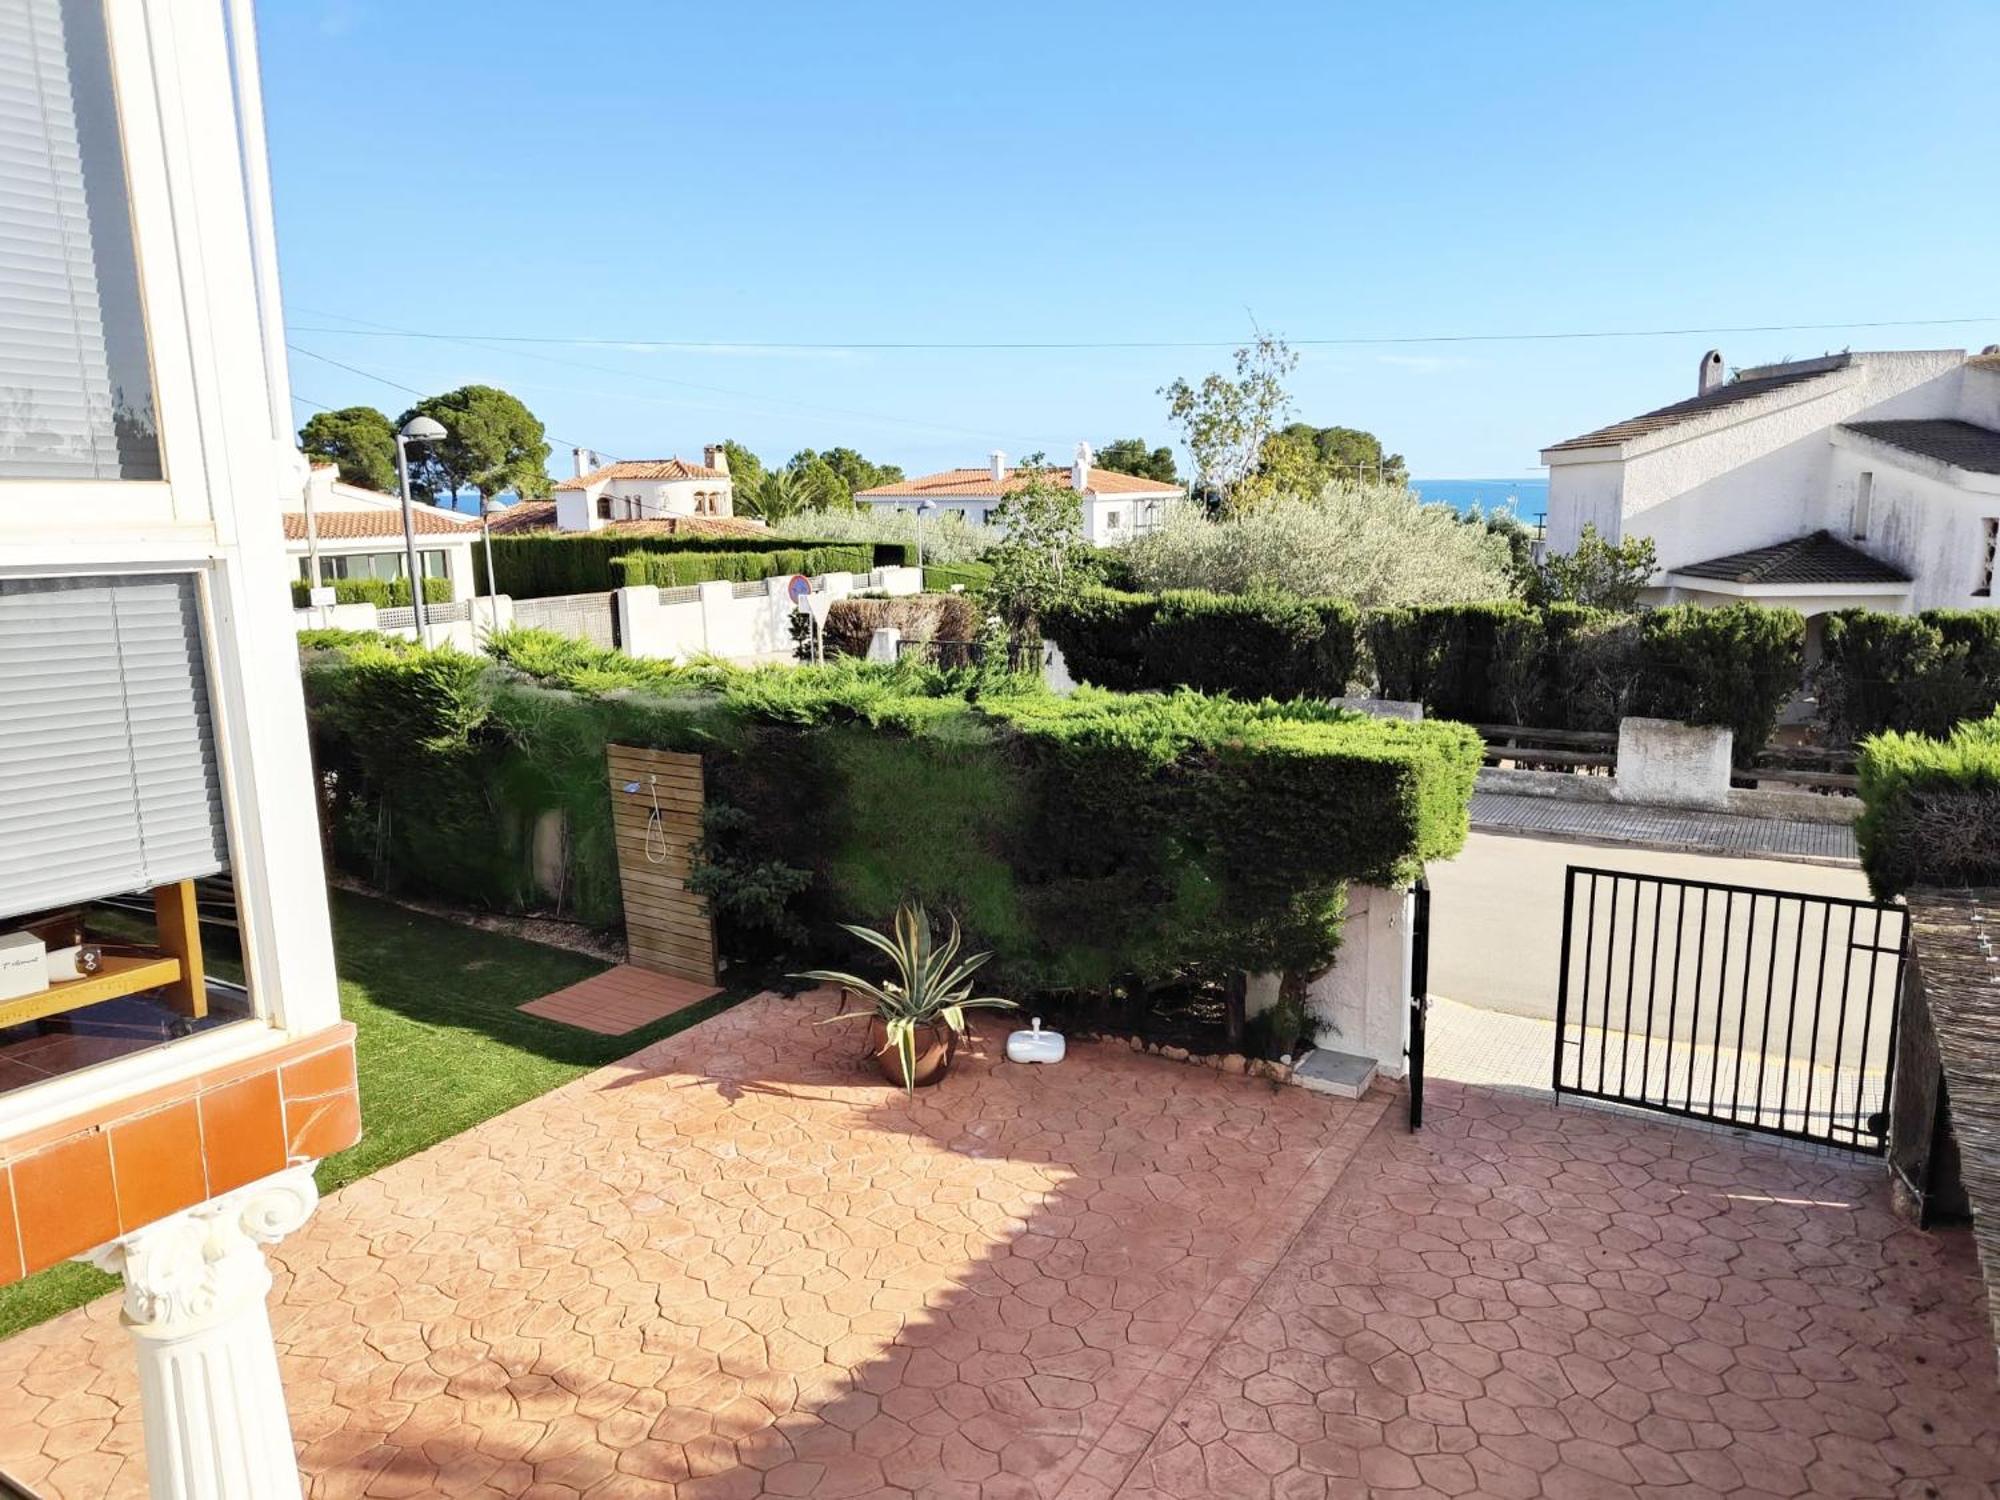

left=1408, top=877, right=1431, bottom=1131
left=1555, top=865, right=1907, bottom=1153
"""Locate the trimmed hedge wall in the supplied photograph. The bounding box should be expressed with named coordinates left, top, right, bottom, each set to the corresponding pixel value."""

left=1819, top=609, right=2000, bottom=742
left=299, top=637, right=1481, bottom=992
left=922, top=561, right=996, bottom=594
left=1856, top=710, right=2000, bottom=896
left=288, top=576, right=452, bottom=608
left=1045, top=589, right=1360, bottom=700
left=608, top=544, right=873, bottom=589
left=477, top=532, right=912, bottom=598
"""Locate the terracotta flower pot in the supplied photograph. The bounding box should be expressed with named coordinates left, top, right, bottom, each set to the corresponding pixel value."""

left=866, top=1016, right=955, bottom=1089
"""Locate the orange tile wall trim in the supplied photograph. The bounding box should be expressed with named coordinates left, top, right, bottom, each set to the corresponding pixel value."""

left=0, top=1023, right=361, bottom=1283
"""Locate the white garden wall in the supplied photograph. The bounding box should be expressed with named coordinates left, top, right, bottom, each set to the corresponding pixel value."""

left=617, top=566, right=922, bottom=665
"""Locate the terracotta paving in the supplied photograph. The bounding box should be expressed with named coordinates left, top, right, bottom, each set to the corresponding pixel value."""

left=0, top=992, right=1384, bottom=1499
left=1120, top=1079, right=2000, bottom=1500
left=516, top=964, right=721, bottom=1034
left=2, top=995, right=1994, bottom=1499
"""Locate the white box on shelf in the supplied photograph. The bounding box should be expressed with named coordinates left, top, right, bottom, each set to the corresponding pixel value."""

left=0, top=930, right=50, bottom=1001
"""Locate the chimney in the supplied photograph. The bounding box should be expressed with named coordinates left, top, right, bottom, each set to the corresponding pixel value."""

left=1697, top=349, right=1726, bottom=396
left=989, top=450, right=1006, bottom=483
left=573, top=446, right=597, bottom=477
left=1072, top=440, right=1093, bottom=493
left=704, top=443, right=730, bottom=475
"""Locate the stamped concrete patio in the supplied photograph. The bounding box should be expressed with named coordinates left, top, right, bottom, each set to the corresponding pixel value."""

left=1, top=992, right=1994, bottom=1498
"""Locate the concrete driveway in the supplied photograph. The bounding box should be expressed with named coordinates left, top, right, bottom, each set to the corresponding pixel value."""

left=1427, top=830, right=1870, bottom=1023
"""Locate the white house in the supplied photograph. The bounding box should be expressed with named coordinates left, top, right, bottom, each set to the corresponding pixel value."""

left=856, top=444, right=1186, bottom=545
left=0, top=0, right=358, bottom=1493
left=288, top=463, right=481, bottom=601
left=551, top=445, right=736, bottom=531
left=1542, top=347, right=2000, bottom=618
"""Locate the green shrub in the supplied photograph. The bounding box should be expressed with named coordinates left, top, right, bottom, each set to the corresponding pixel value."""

left=477, top=533, right=906, bottom=597
left=1045, top=588, right=1359, bottom=700
left=1631, top=603, right=1803, bottom=764
left=300, top=643, right=1481, bottom=993
left=1365, top=600, right=1534, bottom=721
left=1819, top=609, right=2000, bottom=742
left=289, top=576, right=452, bottom=608
left=1856, top=710, right=2000, bottom=895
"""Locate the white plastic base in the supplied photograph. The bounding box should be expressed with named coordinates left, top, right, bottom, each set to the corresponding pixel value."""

left=1006, top=1019, right=1066, bottom=1064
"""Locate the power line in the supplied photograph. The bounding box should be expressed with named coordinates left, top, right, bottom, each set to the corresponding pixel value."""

left=292, top=308, right=1047, bottom=447
left=286, top=312, right=2000, bottom=354
left=285, top=343, right=597, bottom=453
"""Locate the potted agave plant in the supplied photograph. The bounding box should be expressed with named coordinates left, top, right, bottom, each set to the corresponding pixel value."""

left=795, top=903, right=1016, bottom=1093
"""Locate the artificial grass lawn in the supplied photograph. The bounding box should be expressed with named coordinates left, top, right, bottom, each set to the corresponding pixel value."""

left=0, top=888, right=746, bottom=1339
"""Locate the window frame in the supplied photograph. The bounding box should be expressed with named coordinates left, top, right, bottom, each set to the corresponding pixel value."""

left=1977, top=518, right=1997, bottom=599
left=0, top=0, right=346, bottom=1134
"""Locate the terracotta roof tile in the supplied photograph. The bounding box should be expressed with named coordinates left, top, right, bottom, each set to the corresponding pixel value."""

left=1672, top=530, right=1910, bottom=586
left=857, top=466, right=1182, bottom=499
left=553, top=458, right=728, bottom=490
left=1842, top=418, right=2000, bottom=476
left=481, top=503, right=766, bottom=541
left=282, top=509, right=477, bottom=541
left=1546, top=357, right=1852, bottom=453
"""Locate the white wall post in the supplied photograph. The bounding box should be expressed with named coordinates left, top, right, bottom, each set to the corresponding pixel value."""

left=1304, top=884, right=1414, bottom=1077
left=82, top=1165, right=320, bottom=1500
left=1612, top=717, right=1734, bottom=809
left=866, top=626, right=902, bottom=663
left=695, top=581, right=732, bottom=656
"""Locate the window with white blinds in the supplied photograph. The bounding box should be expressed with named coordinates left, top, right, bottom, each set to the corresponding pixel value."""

left=0, top=0, right=161, bottom=479
left=0, top=575, right=227, bottom=920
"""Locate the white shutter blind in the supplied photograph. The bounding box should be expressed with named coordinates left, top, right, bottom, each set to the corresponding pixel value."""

left=0, top=0, right=159, bottom=479
left=0, top=575, right=227, bottom=919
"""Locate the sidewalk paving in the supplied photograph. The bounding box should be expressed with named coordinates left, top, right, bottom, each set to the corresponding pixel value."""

left=1472, top=791, right=1858, bottom=864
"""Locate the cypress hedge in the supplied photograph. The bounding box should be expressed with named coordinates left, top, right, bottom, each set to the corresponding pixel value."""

left=607, top=545, right=874, bottom=589
left=1045, top=588, right=1360, bottom=700
left=922, top=561, right=996, bottom=594
left=1819, top=609, right=2000, bottom=742
left=299, top=634, right=1481, bottom=993
left=288, top=576, right=452, bottom=608
left=1855, top=709, right=2000, bottom=896
left=476, top=533, right=913, bottom=598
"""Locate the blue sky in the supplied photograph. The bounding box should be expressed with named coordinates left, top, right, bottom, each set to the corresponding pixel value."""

left=261, top=1, right=2000, bottom=482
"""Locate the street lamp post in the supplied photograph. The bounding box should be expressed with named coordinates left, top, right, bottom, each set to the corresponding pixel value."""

left=394, top=415, right=447, bottom=646
left=915, top=498, right=937, bottom=572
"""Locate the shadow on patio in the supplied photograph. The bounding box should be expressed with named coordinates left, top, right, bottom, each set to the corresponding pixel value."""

left=0, top=992, right=1993, bottom=1499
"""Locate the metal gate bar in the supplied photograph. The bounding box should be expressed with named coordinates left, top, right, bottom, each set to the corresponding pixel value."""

left=1555, top=865, right=1906, bottom=1154
left=1408, top=878, right=1430, bottom=1131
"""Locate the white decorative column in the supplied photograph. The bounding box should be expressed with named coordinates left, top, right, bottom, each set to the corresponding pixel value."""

left=83, top=1164, right=319, bottom=1500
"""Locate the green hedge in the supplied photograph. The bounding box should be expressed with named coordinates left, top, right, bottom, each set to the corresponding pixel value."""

left=1046, top=588, right=1360, bottom=700
left=475, top=533, right=911, bottom=598
left=1365, top=599, right=1801, bottom=761
left=289, top=576, right=452, bottom=608
left=1630, top=604, right=1804, bottom=765
left=608, top=545, right=874, bottom=589
left=1856, top=710, right=2000, bottom=895
left=300, top=637, right=1480, bottom=992
left=923, top=561, right=996, bottom=594
left=1819, top=610, right=2000, bottom=742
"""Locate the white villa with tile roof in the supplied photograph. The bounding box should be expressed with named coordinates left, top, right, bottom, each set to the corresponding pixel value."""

left=1542, top=347, right=2000, bottom=618
left=856, top=444, right=1186, bottom=544
left=552, top=445, right=737, bottom=531
left=286, top=464, right=481, bottom=600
